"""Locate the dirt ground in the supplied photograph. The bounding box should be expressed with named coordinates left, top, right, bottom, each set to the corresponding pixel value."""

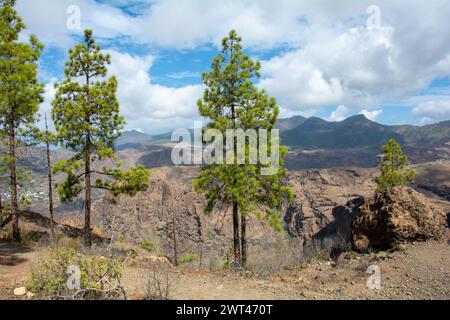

left=1, top=239, right=449, bottom=300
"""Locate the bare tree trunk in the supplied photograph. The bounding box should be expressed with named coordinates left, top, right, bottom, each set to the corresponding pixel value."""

left=45, top=115, right=55, bottom=246
left=232, top=201, right=240, bottom=267
left=172, top=208, right=178, bottom=267
left=8, top=113, right=20, bottom=242
left=241, top=213, right=247, bottom=269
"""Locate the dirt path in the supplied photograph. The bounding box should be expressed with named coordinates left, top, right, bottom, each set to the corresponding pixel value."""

left=122, top=241, right=450, bottom=300
left=0, top=240, right=448, bottom=300
left=0, top=242, right=48, bottom=299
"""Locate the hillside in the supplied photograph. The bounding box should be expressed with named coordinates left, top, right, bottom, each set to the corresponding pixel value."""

left=392, top=120, right=450, bottom=146
left=281, top=115, right=405, bottom=150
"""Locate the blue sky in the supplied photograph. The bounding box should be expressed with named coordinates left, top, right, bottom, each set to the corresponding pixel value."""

left=15, top=0, right=450, bottom=134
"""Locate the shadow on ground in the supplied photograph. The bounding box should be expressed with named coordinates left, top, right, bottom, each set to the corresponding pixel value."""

left=0, top=241, right=33, bottom=266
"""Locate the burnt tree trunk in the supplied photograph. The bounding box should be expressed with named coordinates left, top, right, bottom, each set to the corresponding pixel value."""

left=8, top=112, right=20, bottom=242
left=45, top=116, right=55, bottom=245
left=84, top=75, right=92, bottom=249
left=232, top=201, right=241, bottom=266
left=172, top=207, right=178, bottom=267
left=241, top=213, right=247, bottom=269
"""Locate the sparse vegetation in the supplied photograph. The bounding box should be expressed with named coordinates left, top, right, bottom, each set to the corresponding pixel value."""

left=140, top=240, right=155, bottom=253
left=144, top=270, right=171, bottom=300
left=27, top=248, right=126, bottom=300
left=179, top=252, right=198, bottom=265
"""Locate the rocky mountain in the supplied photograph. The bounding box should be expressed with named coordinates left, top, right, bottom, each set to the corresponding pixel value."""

left=114, top=115, right=449, bottom=169
left=392, top=120, right=450, bottom=146
left=281, top=115, right=404, bottom=150
left=23, top=160, right=449, bottom=261
left=276, top=115, right=307, bottom=131
left=281, top=114, right=449, bottom=149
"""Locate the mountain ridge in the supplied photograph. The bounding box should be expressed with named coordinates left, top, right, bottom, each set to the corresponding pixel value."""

left=116, top=115, right=450, bottom=152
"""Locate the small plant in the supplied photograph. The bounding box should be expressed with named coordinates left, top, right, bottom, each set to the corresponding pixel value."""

left=140, top=240, right=155, bottom=252
left=179, top=252, right=198, bottom=264
left=27, top=248, right=126, bottom=300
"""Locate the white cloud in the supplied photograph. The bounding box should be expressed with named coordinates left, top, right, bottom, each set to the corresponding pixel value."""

left=106, top=50, right=204, bottom=134
left=38, top=51, right=204, bottom=134
left=413, top=100, right=450, bottom=124
left=16, top=0, right=450, bottom=127
left=16, top=0, right=137, bottom=47
left=359, top=109, right=383, bottom=121
left=328, top=105, right=350, bottom=122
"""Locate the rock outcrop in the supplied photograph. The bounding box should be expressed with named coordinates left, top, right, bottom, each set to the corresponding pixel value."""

left=352, top=187, right=447, bottom=251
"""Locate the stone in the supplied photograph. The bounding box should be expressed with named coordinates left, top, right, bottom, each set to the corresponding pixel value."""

left=13, top=287, right=27, bottom=296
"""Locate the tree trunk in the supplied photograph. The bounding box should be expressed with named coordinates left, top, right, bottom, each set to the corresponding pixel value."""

left=232, top=201, right=240, bottom=267
left=172, top=206, right=178, bottom=267
left=45, top=116, right=55, bottom=246
left=8, top=113, right=20, bottom=242
left=84, top=76, right=92, bottom=249
left=241, top=213, right=247, bottom=269
left=84, top=153, right=92, bottom=249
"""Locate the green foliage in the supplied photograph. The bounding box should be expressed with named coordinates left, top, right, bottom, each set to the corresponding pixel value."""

left=140, top=240, right=155, bottom=252
left=27, top=248, right=124, bottom=299
left=0, top=0, right=43, bottom=217
left=376, top=139, right=415, bottom=191
left=96, top=165, right=150, bottom=198
left=51, top=30, right=149, bottom=203
left=194, top=30, right=293, bottom=230
left=179, top=252, right=198, bottom=264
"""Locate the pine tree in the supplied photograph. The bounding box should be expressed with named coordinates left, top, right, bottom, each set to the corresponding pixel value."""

left=194, top=30, right=293, bottom=268
left=376, top=139, right=415, bottom=191
left=52, top=29, right=149, bottom=249
left=0, top=0, right=44, bottom=242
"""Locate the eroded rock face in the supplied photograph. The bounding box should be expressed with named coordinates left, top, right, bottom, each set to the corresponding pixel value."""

left=352, top=187, right=447, bottom=251
left=91, top=167, right=380, bottom=258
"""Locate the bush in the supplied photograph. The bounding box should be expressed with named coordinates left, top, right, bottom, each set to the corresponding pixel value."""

left=27, top=248, right=126, bottom=300
left=140, top=240, right=155, bottom=252
left=179, top=252, right=198, bottom=264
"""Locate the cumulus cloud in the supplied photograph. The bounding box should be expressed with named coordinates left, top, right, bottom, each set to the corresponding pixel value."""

left=328, top=105, right=350, bottom=122
left=359, top=109, right=383, bottom=121
left=16, top=0, right=450, bottom=127
left=413, top=100, right=450, bottom=124
left=38, top=51, right=204, bottom=134
left=106, top=50, right=204, bottom=134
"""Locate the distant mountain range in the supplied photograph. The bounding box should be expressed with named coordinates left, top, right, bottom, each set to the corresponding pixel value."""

left=281, top=115, right=449, bottom=149
left=116, top=115, right=449, bottom=151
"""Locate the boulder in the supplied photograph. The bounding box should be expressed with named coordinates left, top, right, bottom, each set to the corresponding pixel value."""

left=352, top=187, right=446, bottom=251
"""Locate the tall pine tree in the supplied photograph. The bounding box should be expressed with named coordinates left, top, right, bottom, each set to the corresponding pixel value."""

left=52, top=29, right=149, bottom=249
left=0, top=0, right=44, bottom=241
left=194, top=30, right=293, bottom=268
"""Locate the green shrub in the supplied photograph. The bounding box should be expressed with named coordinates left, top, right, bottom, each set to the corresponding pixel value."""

left=179, top=252, right=198, bottom=264
left=27, top=248, right=125, bottom=300
left=140, top=240, right=155, bottom=252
